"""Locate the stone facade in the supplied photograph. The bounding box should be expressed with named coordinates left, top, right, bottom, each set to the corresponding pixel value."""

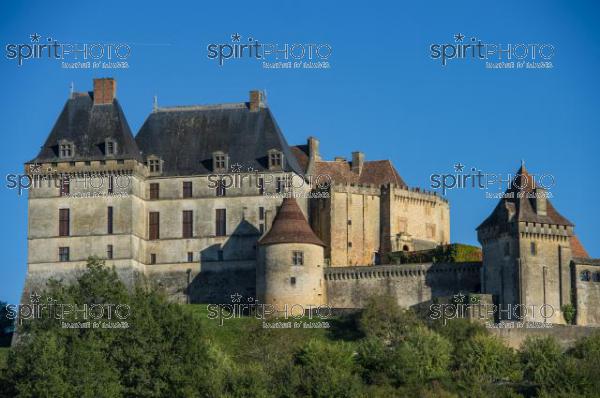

left=20, top=78, right=599, bottom=328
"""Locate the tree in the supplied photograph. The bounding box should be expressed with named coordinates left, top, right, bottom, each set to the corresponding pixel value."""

left=292, top=339, right=362, bottom=398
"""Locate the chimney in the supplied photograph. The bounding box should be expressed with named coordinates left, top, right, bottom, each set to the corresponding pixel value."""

left=249, top=90, right=265, bottom=111
left=93, top=78, right=117, bottom=105
left=352, top=151, right=364, bottom=175
left=535, top=188, right=547, bottom=216
left=308, top=136, right=320, bottom=161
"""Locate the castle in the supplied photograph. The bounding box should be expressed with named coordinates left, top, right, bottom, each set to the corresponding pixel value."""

left=22, top=78, right=599, bottom=326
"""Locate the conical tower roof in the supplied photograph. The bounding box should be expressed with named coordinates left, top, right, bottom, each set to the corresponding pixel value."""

left=258, top=198, right=325, bottom=247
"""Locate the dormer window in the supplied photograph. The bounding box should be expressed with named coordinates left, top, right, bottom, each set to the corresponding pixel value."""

left=59, top=140, right=74, bottom=159
left=268, top=149, right=283, bottom=170
left=105, top=138, right=117, bottom=156
left=147, top=155, right=162, bottom=175
left=213, top=151, right=229, bottom=172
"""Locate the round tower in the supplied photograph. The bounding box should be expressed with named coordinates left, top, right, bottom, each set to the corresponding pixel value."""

left=257, top=198, right=327, bottom=313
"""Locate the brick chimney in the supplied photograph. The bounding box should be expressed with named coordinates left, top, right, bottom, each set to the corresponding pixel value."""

left=535, top=187, right=547, bottom=216
left=352, top=151, right=364, bottom=175
left=93, top=78, right=117, bottom=105
left=249, top=90, right=265, bottom=111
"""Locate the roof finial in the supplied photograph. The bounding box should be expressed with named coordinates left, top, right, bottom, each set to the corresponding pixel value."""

left=69, top=82, right=74, bottom=98
left=153, top=95, right=158, bottom=112
left=521, top=159, right=525, bottom=167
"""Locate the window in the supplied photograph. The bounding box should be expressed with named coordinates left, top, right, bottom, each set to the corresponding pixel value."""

left=108, top=175, right=114, bottom=194
left=348, top=242, right=353, bottom=248
left=268, top=150, right=283, bottom=169
left=530, top=242, right=537, bottom=256
left=150, top=183, right=159, bottom=200
left=149, top=212, right=160, bottom=240
left=258, top=177, right=264, bottom=195
left=182, top=210, right=193, bottom=238
left=259, top=223, right=264, bottom=234
left=148, top=158, right=161, bottom=173
left=107, top=207, right=113, bottom=234
left=594, top=272, right=600, bottom=282
left=105, top=140, right=116, bottom=156
left=59, top=247, right=70, bottom=262
left=217, top=250, right=224, bottom=261
left=347, top=219, right=352, bottom=226
left=187, top=252, right=194, bottom=262
left=215, top=209, right=226, bottom=236
left=581, top=270, right=591, bottom=282
left=290, top=277, right=296, bottom=285
left=107, top=245, right=113, bottom=259
left=60, top=176, right=69, bottom=196
left=504, top=242, right=510, bottom=256
left=59, top=209, right=70, bottom=236
left=216, top=179, right=227, bottom=197
left=183, top=181, right=192, bottom=198
left=292, top=251, right=304, bottom=266
left=150, top=253, right=156, bottom=265
left=402, top=245, right=410, bottom=252
left=259, top=207, right=265, bottom=220
left=276, top=177, right=285, bottom=193
left=213, top=152, right=228, bottom=171
left=59, top=142, right=73, bottom=158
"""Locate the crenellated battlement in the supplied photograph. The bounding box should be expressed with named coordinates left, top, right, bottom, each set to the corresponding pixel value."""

left=324, top=262, right=480, bottom=281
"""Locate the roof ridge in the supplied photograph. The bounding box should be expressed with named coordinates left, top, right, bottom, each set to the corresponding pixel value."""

left=155, top=102, right=248, bottom=112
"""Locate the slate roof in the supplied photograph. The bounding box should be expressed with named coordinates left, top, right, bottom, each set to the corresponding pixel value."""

left=258, top=197, right=325, bottom=246
left=135, top=104, right=304, bottom=176
left=477, top=164, right=573, bottom=230
left=28, top=92, right=141, bottom=163
left=313, top=159, right=406, bottom=187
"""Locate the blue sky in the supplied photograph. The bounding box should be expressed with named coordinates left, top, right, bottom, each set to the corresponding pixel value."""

left=1, top=1, right=599, bottom=305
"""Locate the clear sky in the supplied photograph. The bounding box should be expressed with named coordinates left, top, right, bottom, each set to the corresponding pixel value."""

left=1, top=1, right=598, bottom=305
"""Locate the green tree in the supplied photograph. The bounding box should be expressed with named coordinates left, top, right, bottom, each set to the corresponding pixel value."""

left=292, top=339, right=362, bottom=398
left=520, top=336, right=563, bottom=389
left=359, top=294, right=421, bottom=344
left=455, top=333, right=522, bottom=391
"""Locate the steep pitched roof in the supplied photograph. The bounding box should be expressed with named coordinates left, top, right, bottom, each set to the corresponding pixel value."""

left=28, top=93, right=141, bottom=163
left=477, top=164, right=573, bottom=230
left=313, top=159, right=406, bottom=187
left=135, top=104, right=304, bottom=177
left=291, top=144, right=310, bottom=172
left=258, top=197, right=325, bottom=247
left=570, top=236, right=590, bottom=258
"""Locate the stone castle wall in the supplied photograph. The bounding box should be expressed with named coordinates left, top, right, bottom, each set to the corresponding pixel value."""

left=324, top=262, right=481, bottom=309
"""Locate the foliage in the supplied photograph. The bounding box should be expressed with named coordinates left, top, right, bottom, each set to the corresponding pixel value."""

left=0, top=300, right=14, bottom=347
left=387, top=243, right=482, bottom=265
left=358, top=294, right=421, bottom=344
left=562, top=304, right=576, bottom=325
left=6, top=257, right=600, bottom=397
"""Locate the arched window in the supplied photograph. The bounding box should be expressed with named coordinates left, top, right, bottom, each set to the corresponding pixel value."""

left=402, top=245, right=410, bottom=252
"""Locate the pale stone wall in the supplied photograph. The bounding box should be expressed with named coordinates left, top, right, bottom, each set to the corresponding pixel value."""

left=572, top=261, right=600, bottom=326
left=25, top=160, right=310, bottom=304
left=518, top=223, right=572, bottom=325
left=257, top=243, right=326, bottom=309
left=325, top=262, right=481, bottom=309
left=385, top=186, right=450, bottom=251
left=327, top=184, right=381, bottom=266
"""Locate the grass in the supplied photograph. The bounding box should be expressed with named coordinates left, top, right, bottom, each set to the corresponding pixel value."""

left=182, top=304, right=363, bottom=360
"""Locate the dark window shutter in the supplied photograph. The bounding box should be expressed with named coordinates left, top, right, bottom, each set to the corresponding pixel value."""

left=149, top=212, right=160, bottom=240
left=59, top=209, right=70, bottom=236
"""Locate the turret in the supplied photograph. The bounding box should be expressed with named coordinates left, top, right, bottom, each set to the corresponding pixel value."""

left=257, top=198, right=327, bottom=313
